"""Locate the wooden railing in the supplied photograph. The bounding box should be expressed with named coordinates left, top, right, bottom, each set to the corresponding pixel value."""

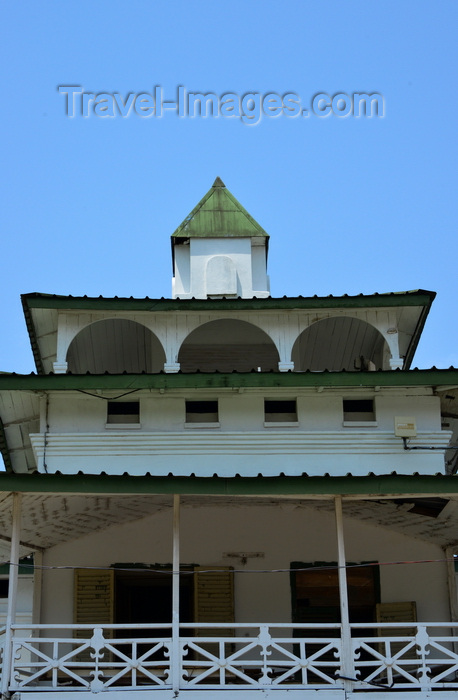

left=1, top=621, right=458, bottom=693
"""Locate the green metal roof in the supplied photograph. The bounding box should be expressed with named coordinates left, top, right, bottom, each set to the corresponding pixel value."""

left=171, top=177, right=269, bottom=240
left=0, top=472, right=457, bottom=497
left=21, top=289, right=436, bottom=312
left=0, top=367, right=457, bottom=391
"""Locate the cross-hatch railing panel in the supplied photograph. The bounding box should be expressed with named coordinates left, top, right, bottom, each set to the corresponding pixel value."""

left=2, top=622, right=458, bottom=692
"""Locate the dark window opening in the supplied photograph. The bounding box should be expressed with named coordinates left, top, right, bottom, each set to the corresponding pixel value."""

left=185, top=400, right=219, bottom=423
left=265, top=400, right=298, bottom=423
left=343, top=399, right=375, bottom=422
left=115, top=569, right=194, bottom=657
left=0, top=579, right=9, bottom=598
left=291, top=562, right=380, bottom=626
left=115, top=569, right=193, bottom=626
left=107, top=401, right=140, bottom=424
left=290, top=562, right=380, bottom=684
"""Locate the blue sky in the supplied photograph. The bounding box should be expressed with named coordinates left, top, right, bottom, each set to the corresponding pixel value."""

left=1, top=1, right=456, bottom=372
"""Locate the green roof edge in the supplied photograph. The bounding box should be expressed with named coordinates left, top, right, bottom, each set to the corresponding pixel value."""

left=21, top=295, right=44, bottom=375
left=21, top=290, right=436, bottom=312
left=0, top=472, right=457, bottom=497
left=0, top=367, right=457, bottom=391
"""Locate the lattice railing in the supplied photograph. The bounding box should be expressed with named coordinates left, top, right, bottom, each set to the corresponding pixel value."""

left=3, top=621, right=458, bottom=692
left=6, top=622, right=343, bottom=691
left=8, top=624, right=173, bottom=692
left=351, top=622, right=458, bottom=691
left=179, top=623, right=342, bottom=688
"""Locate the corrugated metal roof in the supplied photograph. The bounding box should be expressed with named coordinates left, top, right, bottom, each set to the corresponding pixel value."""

left=22, top=289, right=436, bottom=309
left=1, top=367, right=457, bottom=390
left=171, top=177, right=268, bottom=240
left=1, top=471, right=457, bottom=495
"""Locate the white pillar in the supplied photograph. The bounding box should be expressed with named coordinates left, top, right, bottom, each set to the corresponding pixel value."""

left=334, top=495, right=354, bottom=691
left=53, top=314, right=72, bottom=373
left=32, top=550, right=43, bottom=628
left=171, top=494, right=181, bottom=692
left=445, top=546, right=458, bottom=623
left=1, top=493, right=22, bottom=698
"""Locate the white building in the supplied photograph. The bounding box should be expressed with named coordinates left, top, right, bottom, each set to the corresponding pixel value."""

left=1, top=177, right=458, bottom=700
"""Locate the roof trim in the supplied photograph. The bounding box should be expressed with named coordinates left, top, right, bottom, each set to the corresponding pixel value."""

left=0, top=368, right=457, bottom=391
left=404, top=295, right=435, bottom=370
left=0, top=472, right=457, bottom=496
left=21, top=290, right=436, bottom=312
left=21, top=295, right=44, bottom=375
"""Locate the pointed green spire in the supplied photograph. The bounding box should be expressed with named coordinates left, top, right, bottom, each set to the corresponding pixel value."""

left=172, top=178, right=268, bottom=239
left=212, top=176, right=225, bottom=188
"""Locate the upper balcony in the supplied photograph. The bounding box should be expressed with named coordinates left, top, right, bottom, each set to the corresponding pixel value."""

left=20, top=290, right=436, bottom=375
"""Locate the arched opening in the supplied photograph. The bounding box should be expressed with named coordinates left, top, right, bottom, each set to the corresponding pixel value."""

left=206, top=256, right=237, bottom=296
left=178, top=319, right=280, bottom=373
left=292, top=317, right=388, bottom=372
left=66, top=319, right=166, bottom=374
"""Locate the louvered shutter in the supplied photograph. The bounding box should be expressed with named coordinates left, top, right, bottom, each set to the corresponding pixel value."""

left=376, top=601, right=417, bottom=658
left=74, top=569, right=114, bottom=640
left=194, top=566, right=234, bottom=637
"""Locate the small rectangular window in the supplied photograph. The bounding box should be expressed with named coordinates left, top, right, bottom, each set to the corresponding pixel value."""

left=107, top=401, right=140, bottom=424
left=185, top=400, right=219, bottom=424
left=343, top=399, right=375, bottom=422
left=0, top=579, right=9, bottom=598
left=264, top=399, right=298, bottom=423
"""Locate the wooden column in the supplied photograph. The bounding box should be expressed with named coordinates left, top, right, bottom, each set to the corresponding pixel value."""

left=171, top=494, right=181, bottom=692
left=334, top=495, right=353, bottom=690
left=1, top=492, right=22, bottom=698
left=445, top=546, right=458, bottom=623
left=445, top=546, right=458, bottom=657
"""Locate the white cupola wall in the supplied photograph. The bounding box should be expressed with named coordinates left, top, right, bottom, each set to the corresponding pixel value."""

left=171, top=177, right=270, bottom=299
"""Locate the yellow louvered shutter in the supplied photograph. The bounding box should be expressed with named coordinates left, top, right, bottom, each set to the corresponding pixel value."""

left=74, top=569, right=114, bottom=640
left=194, top=566, right=234, bottom=638
left=376, top=601, right=417, bottom=630
left=376, top=601, right=417, bottom=658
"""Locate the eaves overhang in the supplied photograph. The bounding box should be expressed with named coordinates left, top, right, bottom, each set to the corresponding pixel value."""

left=1, top=472, right=458, bottom=497
left=21, top=289, right=436, bottom=313
left=0, top=367, right=457, bottom=392
left=20, top=289, right=436, bottom=376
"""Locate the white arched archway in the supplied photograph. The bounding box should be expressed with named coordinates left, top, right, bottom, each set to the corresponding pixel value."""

left=291, top=316, right=389, bottom=372
left=178, top=319, right=280, bottom=373
left=66, top=319, right=166, bottom=374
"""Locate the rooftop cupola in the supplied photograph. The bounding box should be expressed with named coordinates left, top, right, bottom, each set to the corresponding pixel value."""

left=171, top=177, right=270, bottom=299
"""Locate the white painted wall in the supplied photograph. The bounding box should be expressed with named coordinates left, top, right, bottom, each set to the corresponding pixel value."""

left=42, top=390, right=442, bottom=434
left=40, top=502, right=449, bottom=628
left=30, top=389, right=449, bottom=476
left=172, top=238, right=269, bottom=299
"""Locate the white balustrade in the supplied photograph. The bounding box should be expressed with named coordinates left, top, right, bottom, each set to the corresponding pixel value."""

left=351, top=622, right=458, bottom=691
left=1, top=621, right=458, bottom=693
